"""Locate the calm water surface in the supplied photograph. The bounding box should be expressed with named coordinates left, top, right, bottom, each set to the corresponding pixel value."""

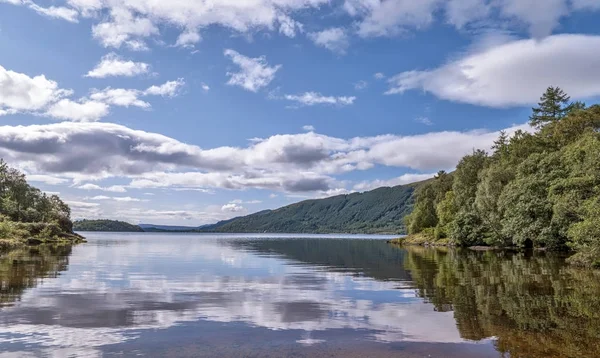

left=1, top=233, right=599, bottom=357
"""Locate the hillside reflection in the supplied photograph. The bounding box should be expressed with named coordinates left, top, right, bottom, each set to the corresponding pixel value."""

left=234, top=239, right=600, bottom=358
left=0, top=246, right=72, bottom=307
left=402, top=247, right=600, bottom=358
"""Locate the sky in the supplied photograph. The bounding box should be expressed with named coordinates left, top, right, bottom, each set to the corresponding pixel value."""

left=1, top=0, right=600, bottom=225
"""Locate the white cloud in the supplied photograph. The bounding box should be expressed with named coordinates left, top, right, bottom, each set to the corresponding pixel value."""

left=387, top=34, right=600, bottom=107
left=91, top=7, right=159, bottom=50
left=347, top=0, right=600, bottom=39
left=45, top=99, right=109, bottom=122
left=144, top=79, right=185, bottom=97
left=445, top=0, right=490, bottom=28
left=284, top=92, right=356, bottom=107
left=0, top=64, right=71, bottom=113
left=351, top=0, right=441, bottom=37
left=498, top=0, right=568, bottom=39
left=85, top=53, right=150, bottom=78
left=0, top=64, right=182, bottom=121
left=90, top=88, right=150, bottom=108
left=89, top=79, right=185, bottom=109
left=0, top=121, right=531, bottom=197
left=374, top=72, right=385, bottom=80
left=77, top=184, right=127, bottom=193
left=308, top=27, right=349, bottom=54
left=175, top=29, right=201, bottom=48
left=201, top=83, right=210, bottom=92
left=221, top=203, right=245, bottom=212
left=224, top=49, right=281, bottom=92
left=27, top=2, right=79, bottom=23
left=278, top=14, right=303, bottom=37
left=303, top=125, right=315, bottom=132
left=75, top=0, right=328, bottom=50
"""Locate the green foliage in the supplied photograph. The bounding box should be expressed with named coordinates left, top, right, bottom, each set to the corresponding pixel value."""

left=0, top=159, right=81, bottom=248
left=529, top=86, right=572, bottom=129
left=403, top=87, right=600, bottom=265
left=202, top=182, right=422, bottom=234
left=74, top=219, right=144, bottom=232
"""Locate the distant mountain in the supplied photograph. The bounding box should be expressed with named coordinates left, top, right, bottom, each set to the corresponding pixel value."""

left=74, top=219, right=144, bottom=232
left=139, top=224, right=208, bottom=232
left=199, top=180, right=427, bottom=235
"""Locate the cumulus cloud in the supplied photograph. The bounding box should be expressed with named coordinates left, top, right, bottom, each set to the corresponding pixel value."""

left=308, top=27, right=349, bottom=54
left=144, top=79, right=185, bottom=97
left=91, top=7, right=159, bottom=50
left=0, top=121, right=532, bottom=197
left=45, top=99, right=109, bottom=122
left=283, top=92, right=356, bottom=107
left=387, top=34, right=600, bottom=107
left=85, top=53, right=150, bottom=78
left=175, top=29, right=201, bottom=48
left=0, top=63, right=182, bottom=121
left=87, top=79, right=184, bottom=109
left=221, top=203, right=245, bottom=212
left=79, top=0, right=327, bottom=50
left=224, top=49, right=281, bottom=92
left=0, top=64, right=71, bottom=113
left=302, top=125, right=315, bottom=132
left=90, top=88, right=150, bottom=108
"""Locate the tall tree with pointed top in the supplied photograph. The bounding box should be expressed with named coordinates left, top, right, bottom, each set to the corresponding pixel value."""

left=529, top=86, right=572, bottom=129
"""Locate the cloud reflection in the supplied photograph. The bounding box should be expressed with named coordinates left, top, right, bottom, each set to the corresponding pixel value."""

left=0, top=234, right=478, bottom=356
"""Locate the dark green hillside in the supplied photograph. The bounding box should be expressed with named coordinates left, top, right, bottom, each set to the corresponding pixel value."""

left=74, top=219, right=144, bottom=232
left=202, top=180, right=428, bottom=234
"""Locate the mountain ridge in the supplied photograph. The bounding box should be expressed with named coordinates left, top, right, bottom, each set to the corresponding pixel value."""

left=197, top=179, right=428, bottom=234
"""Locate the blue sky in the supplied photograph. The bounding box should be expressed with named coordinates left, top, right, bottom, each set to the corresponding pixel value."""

left=1, top=0, right=600, bottom=225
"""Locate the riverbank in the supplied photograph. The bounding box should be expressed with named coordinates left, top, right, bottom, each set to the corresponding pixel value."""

left=387, top=233, right=455, bottom=247
left=0, top=220, right=86, bottom=250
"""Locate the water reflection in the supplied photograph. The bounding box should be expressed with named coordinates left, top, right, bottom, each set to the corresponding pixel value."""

left=402, top=246, right=600, bottom=358
left=0, top=234, right=597, bottom=357
left=0, top=246, right=72, bottom=308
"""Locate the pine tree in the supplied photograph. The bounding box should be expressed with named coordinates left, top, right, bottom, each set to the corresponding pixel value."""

left=529, top=86, right=572, bottom=129
left=492, top=130, right=509, bottom=158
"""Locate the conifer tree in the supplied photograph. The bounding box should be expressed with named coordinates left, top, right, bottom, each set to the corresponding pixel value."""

left=529, top=86, right=571, bottom=128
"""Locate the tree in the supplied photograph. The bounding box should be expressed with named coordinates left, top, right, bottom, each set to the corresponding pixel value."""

left=529, top=86, right=572, bottom=129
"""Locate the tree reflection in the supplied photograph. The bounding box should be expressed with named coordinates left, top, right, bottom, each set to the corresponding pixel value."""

left=0, top=246, right=72, bottom=307
left=403, top=247, right=600, bottom=358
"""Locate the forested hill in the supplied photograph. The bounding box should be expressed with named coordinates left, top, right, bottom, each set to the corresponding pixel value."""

left=201, top=181, right=427, bottom=234
left=403, top=87, right=600, bottom=267
left=74, top=219, right=144, bottom=232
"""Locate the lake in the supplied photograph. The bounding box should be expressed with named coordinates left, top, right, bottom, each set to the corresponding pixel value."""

left=0, top=233, right=599, bottom=357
